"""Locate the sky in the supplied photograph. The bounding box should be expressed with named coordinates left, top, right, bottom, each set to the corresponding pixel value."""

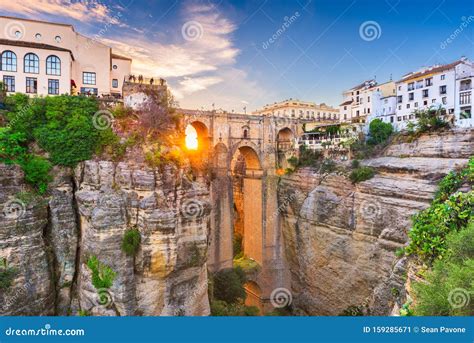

left=1, top=0, right=473, bottom=112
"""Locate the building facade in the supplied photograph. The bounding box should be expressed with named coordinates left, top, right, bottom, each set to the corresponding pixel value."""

left=339, top=80, right=396, bottom=125
left=395, top=58, right=473, bottom=130
left=0, top=16, right=132, bottom=97
left=252, top=99, right=339, bottom=123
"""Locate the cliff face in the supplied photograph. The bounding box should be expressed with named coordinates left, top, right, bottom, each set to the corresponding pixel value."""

left=278, top=129, right=473, bottom=315
left=0, top=160, right=211, bottom=316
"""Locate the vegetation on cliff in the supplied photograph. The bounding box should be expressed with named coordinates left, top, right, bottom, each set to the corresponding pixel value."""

left=209, top=267, right=259, bottom=316
left=402, top=157, right=474, bottom=315
left=86, top=256, right=117, bottom=290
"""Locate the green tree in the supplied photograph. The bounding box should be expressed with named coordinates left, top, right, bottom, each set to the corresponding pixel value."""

left=367, top=119, right=393, bottom=145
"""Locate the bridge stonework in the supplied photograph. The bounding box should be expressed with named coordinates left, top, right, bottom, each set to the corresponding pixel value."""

left=181, top=109, right=305, bottom=312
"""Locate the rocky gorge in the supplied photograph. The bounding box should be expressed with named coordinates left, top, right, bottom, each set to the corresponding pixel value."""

left=0, top=128, right=472, bottom=316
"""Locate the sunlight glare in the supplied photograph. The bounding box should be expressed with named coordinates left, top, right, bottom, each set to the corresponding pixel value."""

left=185, top=125, right=198, bottom=150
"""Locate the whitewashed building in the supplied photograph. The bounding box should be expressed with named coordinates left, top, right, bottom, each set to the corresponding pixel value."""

left=0, top=16, right=132, bottom=97
left=339, top=80, right=396, bottom=125
left=395, top=57, right=474, bottom=130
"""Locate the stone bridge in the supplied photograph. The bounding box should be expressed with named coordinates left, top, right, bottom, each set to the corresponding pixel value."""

left=179, top=108, right=308, bottom=313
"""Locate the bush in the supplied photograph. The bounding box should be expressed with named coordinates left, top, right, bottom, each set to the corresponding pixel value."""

left=410, top=106, right=449, bottom=134
left=210, top=300, right=259, bottom=316
left=0, top=127, right=27, bottom=164
left=0, top=258, right=16, bottom=289
left=19, top=155, right=52, bottom=194
left=412, top=223, right=474, bottom=316
left=349, top=166, right=375, bottom=183
left=86, top=256, right=116, bottom=290
left=121, top=228, right=141, bottom=256
left=367, top=119, right=393, bottom=145
left=212, top=267, right=247, bottom=304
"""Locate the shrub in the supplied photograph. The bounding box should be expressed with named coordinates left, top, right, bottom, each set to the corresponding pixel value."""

left=19, top=155, right=52, bottom=194
left=367, top=119, right=393, bottom=145
left=349, top=166, right=375, bottom=183
left=0, top=127, right=27, bottom=164
left=405, top=191, right=473, bottom=263
left=410, top=106, right=449, bottom=134
left=412, top=223, right=474, bottom=316
left=121, top=228, right=141, bottom=256
left=210, top=300, right=259, bottom=316
left=212, top=267, right=247, bottom=304
left=86, top=256, right=116, bottom=290
left=0, top=258, right=16, bottom=289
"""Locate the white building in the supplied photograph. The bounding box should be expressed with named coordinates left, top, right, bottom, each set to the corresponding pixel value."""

left=0, top=16, right=132, bottom=97
left=339, top=80, right=396, bottom=126
left=395, top=57, right=474, bottom=130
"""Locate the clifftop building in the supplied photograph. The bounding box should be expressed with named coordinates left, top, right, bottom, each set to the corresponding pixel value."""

left=0, top=16, right=132, bottom=97
left=253, top=99, right=339, bottom=123
left=395, top=57, right=473, bottom=129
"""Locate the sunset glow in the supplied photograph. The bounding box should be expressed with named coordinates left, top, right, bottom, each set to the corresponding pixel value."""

left=185, top=125, right=198, bottom=150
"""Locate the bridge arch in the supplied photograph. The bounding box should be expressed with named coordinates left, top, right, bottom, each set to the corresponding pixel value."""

left=276, top=127, right=295, bottom=169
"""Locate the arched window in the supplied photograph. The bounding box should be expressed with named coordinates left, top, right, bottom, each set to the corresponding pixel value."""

left=1, top=51, right=17, bottom=72
left=24, top=53, right=39, bottom=73
left=243, top=129, right=248, bottom=138
left=46, top=55, right=61, bottom=75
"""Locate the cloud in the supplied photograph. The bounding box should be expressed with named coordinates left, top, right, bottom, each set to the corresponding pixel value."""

left=1, top=1, right=265, bottom=110
left=1, top=0, right=117, bottom=23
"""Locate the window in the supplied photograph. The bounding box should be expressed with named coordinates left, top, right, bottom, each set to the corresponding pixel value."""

left=425, top=78, right=433, bottom=86
left=423, top=100, right=428, bottom=106
left=243, top=129, right=248, bottom=138
left=442, top=97, right=447, bottom=105
left=24, top=53, right=39, bottom=73
left=432, top=99, right=436, bottom=103
left=398, top=105, right=401, bottom=110
left=3, top=75, right=15, bottom=92
left=367, top=96, right=370, bottom=102
left=83, top=72, right=96, bottom=85
left=26, top=77, right=37, bottom=94
left=35, top=33, right=42, bottom=40
left=80, top=87, right=98, bottom=95
left=422, top=89, right=429, bottom=98
left=408, top=92, right=414, bottom=101
left=397, top=95, right=403, bottom=103
left=414, top=102, right=418, bottom=107
left=46, top=55, right=61, bottom=75
left=406, top=104, right=410, bottom=109
left=416, top=80, right=423, bottom=89
left=112, top=79, right=118, bottom=88
left=398, top=86, right=401, bottom=91
left=48, top=79, right=59, bottom=95
left=390, top=116, right=394, bottom=123
left=1, top=51, right=17, bottom=72
left=440, top=74, right=445, bottom=80
left=460, top=106, right=471, bottom=119
left=113, top=65, right=118, bottom=70
left=408, top=82, right=414, bottom=91
left=55, top=35, right=62, bottom=43
left=439, top=85, right=447, bottom=94
left=397, top=116, right=402, bottom=122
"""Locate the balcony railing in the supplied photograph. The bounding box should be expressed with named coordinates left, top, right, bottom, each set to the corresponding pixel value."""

left=124, top=75, right=166, bottom=86
left=460, top=91, right=471, bottom=105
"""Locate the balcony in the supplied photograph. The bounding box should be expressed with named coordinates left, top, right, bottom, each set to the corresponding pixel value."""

left=459, top=91, right=471, bottom=105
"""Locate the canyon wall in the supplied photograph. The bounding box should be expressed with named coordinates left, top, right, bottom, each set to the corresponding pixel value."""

left=278, top=129, right=473, bottom=315
left=0, top=160, right=211, bottom=316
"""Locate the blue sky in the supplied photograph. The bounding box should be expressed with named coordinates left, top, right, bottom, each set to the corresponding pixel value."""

left=2, top=0, right=473, bottom=111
